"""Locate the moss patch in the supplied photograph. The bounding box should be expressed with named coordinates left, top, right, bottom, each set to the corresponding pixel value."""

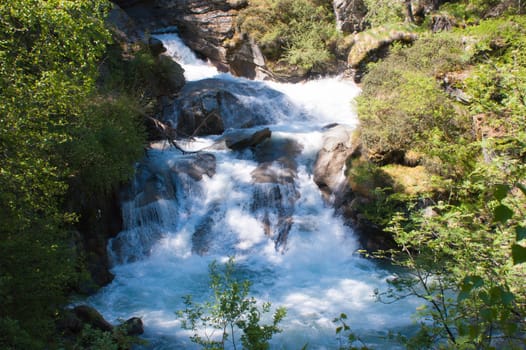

left=380, top=164, right=442, bottom=195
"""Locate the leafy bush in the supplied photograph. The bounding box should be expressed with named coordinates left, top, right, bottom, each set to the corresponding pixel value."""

left=65, top=95, right=146, bottom=194
left=356, top=16, right=526, bottom=349
left=356, top=32, right=471, bottom=166
left=0, top=0, right=153, bottom=347
left=238, top=0, right=339, bottom=73
left=177, top=258, right=286, bottom=349
left=363, top=0, right=405, bottom=26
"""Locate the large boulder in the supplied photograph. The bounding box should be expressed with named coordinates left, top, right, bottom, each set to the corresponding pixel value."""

left=172, top=78, right=290, bottom=136
left=250, top=137, right=302, bottom=250
left=73, top=305, right=114, bottom=332
left=211, top=127, right=272, bottom=150
left=347, top=26, right=417, bottom=82
left=313, top=124, right=358, bottom=203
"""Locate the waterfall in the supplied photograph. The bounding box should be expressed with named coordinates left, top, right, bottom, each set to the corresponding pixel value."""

left=86, top=33, right=418, bottom=349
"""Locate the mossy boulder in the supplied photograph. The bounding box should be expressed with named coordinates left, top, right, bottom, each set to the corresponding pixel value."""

left=347, top=26, right=417, bottom=82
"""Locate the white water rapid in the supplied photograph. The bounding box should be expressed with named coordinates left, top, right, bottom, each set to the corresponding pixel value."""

left=86, top=33, right=419, bottom=349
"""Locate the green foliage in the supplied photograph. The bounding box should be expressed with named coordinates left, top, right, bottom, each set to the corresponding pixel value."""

left=72, top=324, right=145, bottom=350
left=357, top=33, right=471, bottom=165
left=333, top=313, right=371, bottom=350
left=238, top=0, right=339, bottom=73
left=356, top=16, right=526, bottom=349
left=177, top=258, right=286, bottom=349
left=439, top=0, right=522, bottom=23
left=0, top=0, right=149, bottom=347
left=0, top=317, right=39, bottom=349
left=65, top=96, right=145, bottom=194
left=362, top=0, right=405, bottom=27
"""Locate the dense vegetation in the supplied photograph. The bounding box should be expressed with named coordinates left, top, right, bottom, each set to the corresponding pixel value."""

left=177, top=258, right=286, bottom=350
left=0, top=0, right=175, bottom=347
left=350, top=5, right=526, bottom=349
left=237, top=0, right=341, bottom=75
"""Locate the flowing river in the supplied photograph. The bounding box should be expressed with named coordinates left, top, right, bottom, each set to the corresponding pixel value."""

left=86, top=33, right=419, bottom=349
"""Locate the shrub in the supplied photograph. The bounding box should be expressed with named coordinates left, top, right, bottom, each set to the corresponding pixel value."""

left=238, top=0, right=339, bottom=73
left=356, top=32, right=471, bottom=165
left=177, top=258, right=286, bottom=349
left=363, top=0, right=405, bottom=26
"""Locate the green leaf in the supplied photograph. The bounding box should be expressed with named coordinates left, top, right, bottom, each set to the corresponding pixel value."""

left=516, top=226, right=526, bottom=241
left=493, top=204, right=513, bottom=223
left=493, top=184, right=509, bottom=201
left=512, top=244, right=526, bottom=264
left=336, top=326, right=343, bottom=334
left=516, top=182, right=526, bottom=196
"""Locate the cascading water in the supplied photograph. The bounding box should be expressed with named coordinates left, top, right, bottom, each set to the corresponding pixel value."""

left=87, top=33, right=419, bottom=349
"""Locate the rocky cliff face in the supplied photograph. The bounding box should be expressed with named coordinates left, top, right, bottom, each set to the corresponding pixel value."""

left=111, top=0, right=268, bottom=78
left=333, top=0, right=367, bottom=33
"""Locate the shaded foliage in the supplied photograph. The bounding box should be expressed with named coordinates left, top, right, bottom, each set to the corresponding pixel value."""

left=0, top=0, right=149, bottom=347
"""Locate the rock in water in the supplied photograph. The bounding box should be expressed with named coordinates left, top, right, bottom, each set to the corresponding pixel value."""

left=314, top=124, right=358, bottom=203
left=172, top=78, right=290, bottom=136
left=73, top=305, right=113, bottom=332
left=122, top=317, right=144, bottom=335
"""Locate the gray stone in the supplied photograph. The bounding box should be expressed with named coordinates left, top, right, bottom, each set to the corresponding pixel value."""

left=313, top=124, right=358, bottom=202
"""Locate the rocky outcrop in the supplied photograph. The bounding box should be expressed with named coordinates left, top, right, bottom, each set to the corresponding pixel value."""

left=110, top=0, right=269, bottom=78
left=73, top=305, right=114, bottom=332
left=333, top=0, right=368, bottom=33
left=110, top=152, right=216, bottom=263
left=172, top=78, right=287, bottom=136
left=347, top=26, right=417, bottom=82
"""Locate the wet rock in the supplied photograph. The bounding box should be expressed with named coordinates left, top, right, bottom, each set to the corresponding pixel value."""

left=192, top=204, right=221, bottom=255
left=73, top=305, right=113, bottom=332
left=313, top=124, right=358, bottom=203
left=122, top=317, right=144, bottom=336
left=173, top=79, right=285, bottom=136
left=249, top=136, right=302, bottom=251
left=215, top=127, right=271, bottom=150
left=251, top=163, right=296, bottom=185
left=149, top=36, right=166, bottom=56
left=169, top=153, right=217, bottom=181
